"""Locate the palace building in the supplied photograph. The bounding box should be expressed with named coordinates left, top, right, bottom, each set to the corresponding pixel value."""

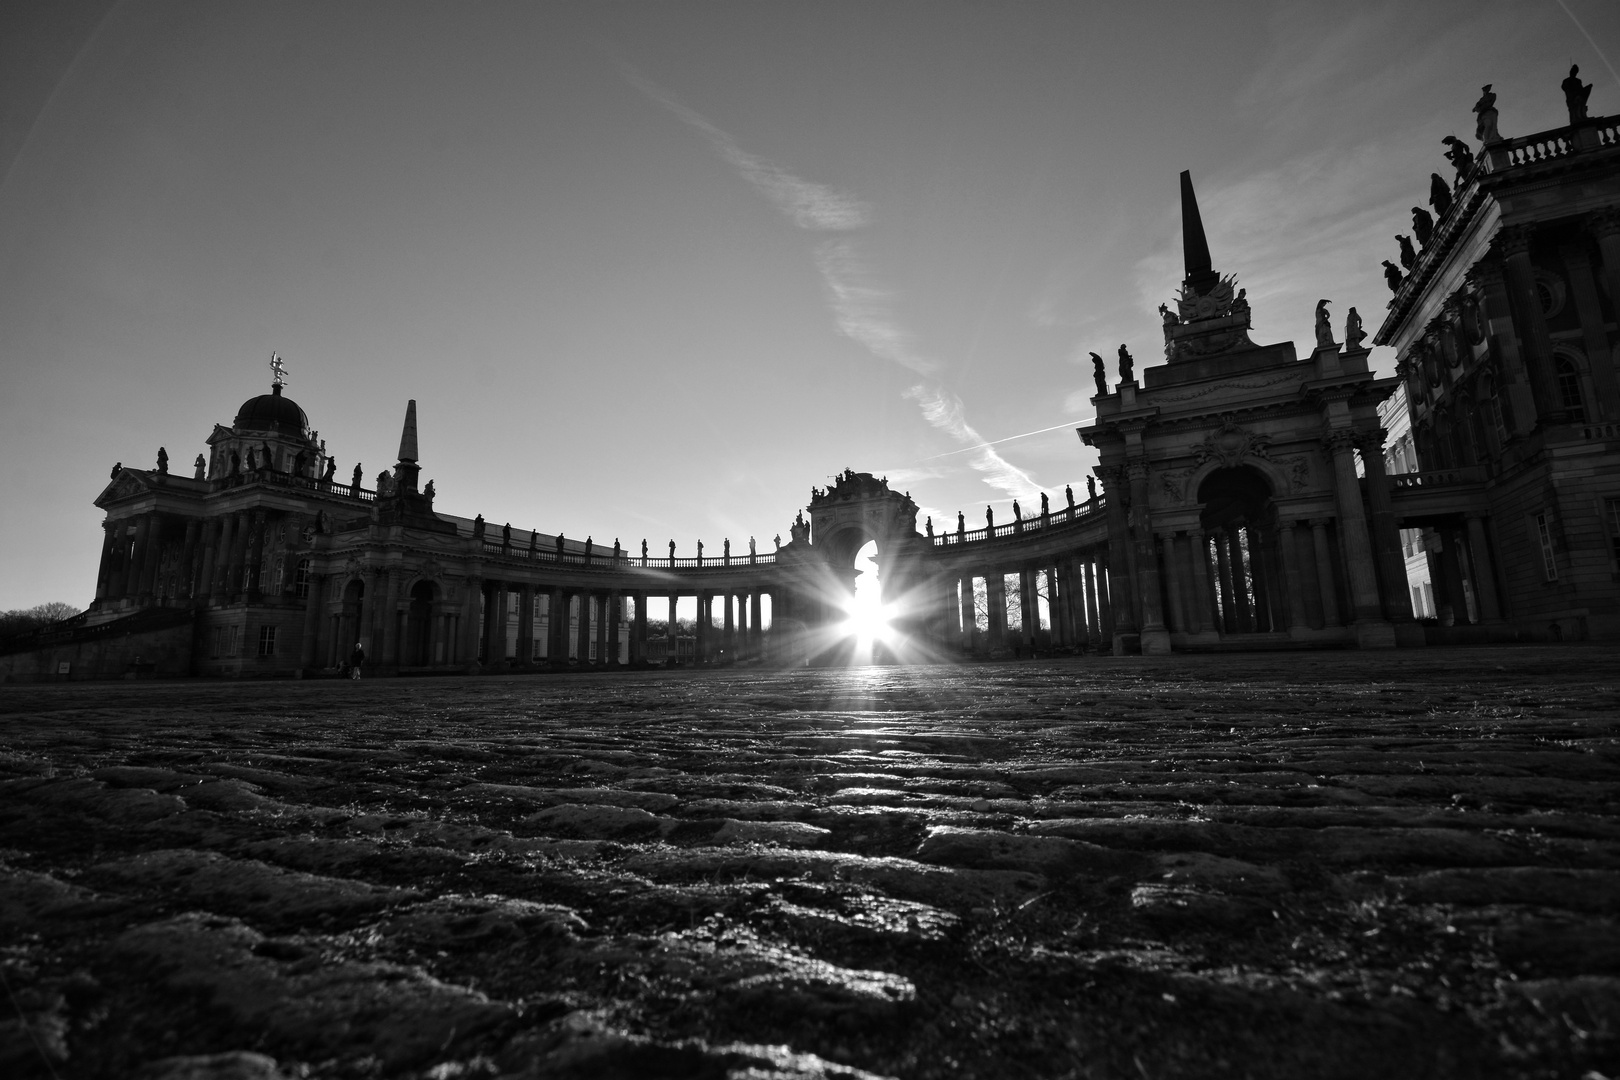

left=2, top=76, right=1616, bottom=680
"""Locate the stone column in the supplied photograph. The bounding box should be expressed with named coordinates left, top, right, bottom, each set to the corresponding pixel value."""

left=1018, top=567, right=1037, bottom=649
left=1468, top=260, right=1537, bottom=435
left=1359, top=434, right=1415, bottom=623
left=694, top=592, right=710, bottom=662
left=1247, top=527, right=1273, bottom=633
left=205, top=517, right=229, bottom=603
left=515, top=584, right=534, bottom=664
left=986, top=573, right=1006, bottom=652
left=723, top=591, right=735, bottom=658
left=1161, top=533, right=1187, bottom=635
left=1278, top=522, right=1309, bottom=633
left=750, top=591, right=764, bottom=657
left=1185, top=531, right=1214, bottom=633
left=631, top=592, right=648, bottom=665
left=1465, top=515, right=1502, bottom=621
left=299, top=573, right=325, bottom=669
left=958, top=576, right=975, bottom=650
left=1325, top=430, right=1393, bottom=645
left=141, top=514, right=167, bottom=602
left=1311, top=520, right=1342, bottom=628
left=1096, top=551, right=1115, bottom=646
left=1102, top=468, right=1138, bottom=635
left=606, top=592, right=622, bottom=666
left=1127, top=461, right=1169, bottom=652
left=1211, top=528, right=1235, bottom=633
left=376, top=570, right=399, bottom=667
left=461, top=577, right=483, bottom=670
left=1498, top=225, right=1561, bottom=422
left=1590, top=210, right=1620, bottom=416
left=94, top=522, right=118, bottom=603
left=356, top=570, right=377, bottom=654
left=548, top=586, right=566, bottom=662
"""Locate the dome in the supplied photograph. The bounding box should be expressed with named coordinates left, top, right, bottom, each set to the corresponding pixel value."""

left=234, top=384, right=310, bottom=436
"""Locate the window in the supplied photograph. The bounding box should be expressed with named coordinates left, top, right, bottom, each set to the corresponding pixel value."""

left=1535, top=512, right=1559, bottom=582
left=1606, top=498, right=1620, bottom=568
left=1557, top=359, right=1586, bottom=422
left=294, top=559, right=311, bottom=599
left=257, top=625, right=277, bottom=657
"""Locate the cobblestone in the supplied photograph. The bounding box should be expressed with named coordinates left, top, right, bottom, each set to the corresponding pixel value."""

left=0, top=646, right=1617, bottom=1078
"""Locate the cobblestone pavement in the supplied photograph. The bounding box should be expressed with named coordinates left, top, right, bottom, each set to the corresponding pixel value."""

left=1, top=647, right=1618, bottom=1080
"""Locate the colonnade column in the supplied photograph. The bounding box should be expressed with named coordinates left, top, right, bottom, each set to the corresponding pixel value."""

left=958, top=576, right=974, bottom=651
left=631, top=592, right=647, bottom=665
left=723, top=592, right=735, bottom=658
left=985, top=574, right=1006, bottom=652
left=1311, top=521, right=1341, bottom=628
left=299, top=573, right=326, bottom=670
left=607, top=592, right=622, bottom=666
left=516, top=584, right=534, bottom=663
left=1185, top=531, right=1214, bottom=634
left=1161, top=533, right=1188, bottom=634
left=1465, top=515, right=1502, bottom=621
left=1360, top=434, right=1415, bottom=626
left=1498, top=225, right=1561, bottom=420
left=461, top=577, right=483, bottom=669
left=750, top=591, right=763, bottom=657
left=1277, top=522, right=1309, bottom=634
left=694, top=592, right=710, bottom=661
left=1326, top=429, right=1394, bottom=645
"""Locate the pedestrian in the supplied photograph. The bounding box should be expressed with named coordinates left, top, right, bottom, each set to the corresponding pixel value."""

left=349, top=641, right=365, bottom=680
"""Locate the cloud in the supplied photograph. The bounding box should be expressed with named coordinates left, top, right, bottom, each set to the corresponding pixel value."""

left=905, top=385, right=1038, bottom=500
left=813, top=239, right=938, bottom=377
left=622, top=66, right=868, bottom=232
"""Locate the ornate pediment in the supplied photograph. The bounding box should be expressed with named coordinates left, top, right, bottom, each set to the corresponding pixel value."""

left=95, top=471, right=151, bottom=507
left=1191, top=417, right=1272, bottom=469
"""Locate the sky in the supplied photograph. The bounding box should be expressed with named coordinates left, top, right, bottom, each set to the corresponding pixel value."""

left=2, top=0, right=1617, bottom=610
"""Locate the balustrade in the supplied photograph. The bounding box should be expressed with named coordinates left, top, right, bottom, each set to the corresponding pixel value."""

left=931, top=497, right=1104, bottom=547
left=1390, top=467, right=1486, bottom=490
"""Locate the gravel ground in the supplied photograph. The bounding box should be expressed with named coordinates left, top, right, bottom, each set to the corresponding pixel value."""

left=1, top=646, right=1617, bottom=1080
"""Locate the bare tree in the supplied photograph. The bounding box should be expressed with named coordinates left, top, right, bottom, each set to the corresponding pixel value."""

left=0, top=602, right=83, bottom=637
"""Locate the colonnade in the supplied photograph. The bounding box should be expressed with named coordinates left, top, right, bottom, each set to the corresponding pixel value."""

left=933, top=545, right=1113, bottom=655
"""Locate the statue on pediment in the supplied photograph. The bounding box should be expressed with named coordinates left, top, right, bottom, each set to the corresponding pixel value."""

left=1411, top=207, right=1434, bottom=247
left=195, top=453, right=206, bottom=479
left=1314, top=299, right=1335, bottom=348
left=1383, top=260, right=1403, bottom=292
left=156, top=447, right=168, bottom=474
left=1441, top=135, right=1472, bottom=181
left=1396, top=235, right=1417, bottom=269
left=1117, top=344, right=1134, bottom=384
left=1429, top=174, right=1452, bottom=219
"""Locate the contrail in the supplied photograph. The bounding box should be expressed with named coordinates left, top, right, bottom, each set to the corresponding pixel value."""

left=918, top=418, right=1093, bottom=461
left=1553, top=0, right=1620, bottom=90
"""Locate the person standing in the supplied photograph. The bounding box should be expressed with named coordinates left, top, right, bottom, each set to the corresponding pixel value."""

left=349, top=641, right=365, bottom=680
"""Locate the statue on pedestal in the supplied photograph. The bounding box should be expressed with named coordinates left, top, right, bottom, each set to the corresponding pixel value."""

left=1086, top=476, right=1096, bottom=500
left=613, top=538, right=621, bottom=563
left=925, top=517, right=933, bottom=539
left=195, top=453, right=207, bottom=480
left=156, top=447, right=168, bottom=474
left=423, top=479, right=434, bottom=500
left=584, top=535, right=592, bottom=564
left=1012, top=499, right=1021, bottom=522
left=322, top=457, right=336, bottom=482
left=1040, top=492, right=1049, bottom=517
left=1345, top=307, right=1366, bottom=352
left=696, top=540, right=704, bottom=560
left=1563, top=65, right=1592, bottom=125
left=642, top=539, right=648, bottom=561
left=669, top=539, right=676, bottom=560
left=985, top=505, right=994, bottom=530
left=723, top=538, right=730, bottom=562
left=1396, top=234, right=1417, bottom=269
left=1314, top=299, right=1334, bottom=348
left=111, top=462, right=121, bottom=478
left=351, top=463, right=363, bottom=492
left=1116, top=344, right=1134, bottom=384
left=1429, top=174, right=1452, bottom=219
left=1382, top=260, right=1403, bottom=292
left=502, top=522, right=511, bottom=548
left=956, top=511, right=965, bottom=536
left=1411, top=207, right=1434, bottom=247
left=472, top=515, right=485, bottom=540
left=1065, top=484, right=1074, bottom=508
left=1091, top=353, right=1107, bottom=396
left=1441, top=135, right=1472, bottom=181
left=1473, top=84, right=1501, bottom=144
left=749, top=536, right=756, bottom=558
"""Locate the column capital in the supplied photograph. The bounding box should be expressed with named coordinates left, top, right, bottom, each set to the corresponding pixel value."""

left=1465, top=259, right=1505, bottom=290
left=1586, top=206, right=1620, bottom=240
left=1321, top=427, right=1359, bottom=454
left=1496, top=223, right=1535, bottom=259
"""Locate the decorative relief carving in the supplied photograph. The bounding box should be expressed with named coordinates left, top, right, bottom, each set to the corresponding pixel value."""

left=1191, top=417, right=1272, bottom=469
left=1149, top=369, right=1301, bottom=404
left=1275, top=455, right=1312, bottom=493
left=1156, top=469, right=1189, bottom=506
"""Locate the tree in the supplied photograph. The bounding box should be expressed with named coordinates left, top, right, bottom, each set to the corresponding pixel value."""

left=0, top=602, right=84, bottom=637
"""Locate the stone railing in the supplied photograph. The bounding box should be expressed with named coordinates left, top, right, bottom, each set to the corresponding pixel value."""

left=215, top=471, right=376, bottom=501
left=1582, top=422, right=1620, bottom=441
left=1489, top=118, right=1619, bottom=169
left=1390, top=467, right=1486, bottom=490
left=930, top=497, right=1104, bottom=547
left=476, top=542, right=777, bottom=572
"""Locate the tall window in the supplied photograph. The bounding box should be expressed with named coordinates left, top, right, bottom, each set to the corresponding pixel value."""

left=294, top=559, right=312, bottom=599
left=1535, top=513, right=1559, bottom=582
left=257, top=625, right=277, bottom=657
left=1557, top=359, right=1586, bottom=422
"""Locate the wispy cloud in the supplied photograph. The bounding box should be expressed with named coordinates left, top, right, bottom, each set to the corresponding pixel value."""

left=624, top=67, right=1039, bottom=497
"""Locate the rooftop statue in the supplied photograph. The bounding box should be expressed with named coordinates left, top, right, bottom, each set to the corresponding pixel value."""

left=269, top=351, right=287, bottom=388
left=669, top=539, right=676, bottom=559
left=1012, top=499, right=1022, bottom=522
left=1382, top=260, right=1403, bottom=292
left=156, top=446, right=169, bottom=474
left=1473, top=84, right=1501, bottom=145
left=1086, top=476, right=1096, bottom=500
left=1411, top=207, right=1434, bottom=247
left=111, top=461, right=121, bottom=478
left=1345, top=307, right=1366, bottom=352
left=351, top=463, right=363, bottom=490
left=1040, top=492, right=1049, bottom=517
left=1314, top=299, right=1335, bottom=349
left=423, top=479, right=434, bottom=500
left=1116, top=344, right=1134, bottom=384
left=195, top=453, right=207, bottom=480
left=1396, top=234, right=1417, bottom=269
left=1429, top=173, right=1452, bottom=220
left=925, top=516, right=933, bottom=538
left=957, top=511, right=965, bottom=535
left=1563, top=65, right=1592, bottom=125
left=985, top=505, right=994, bottom=530
left=322, top=457, right=335, bottom=481
left=1090, top=352, right=1107, bottom=396
left=473, top=514, right=485, bottom=540
left=1441, top=135, right=1472, bottom=181
left=1158, top=302, right=1178, bottom=325
left=1065, top=484, right=1074, bottom=508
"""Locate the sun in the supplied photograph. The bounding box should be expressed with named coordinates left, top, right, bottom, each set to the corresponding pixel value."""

left=842, top=541, right=894, bottom=657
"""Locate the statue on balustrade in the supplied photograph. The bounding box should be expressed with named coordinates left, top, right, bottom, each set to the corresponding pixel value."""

left=668, top=539, right=676, bottom=560
left=1065, top=484, right=1074, bottom=508
left=1314, top=299, right=1334, bottom=348
left=527, top=528, right=536, bottom=554
left=1429, top=174, right=1452, bottom=219
left=156, top=446, right=168, bottom=474
left=423, top=480, right=434, bottom=500
left=556, top=532, right=565, bottom=556
left=351, top=463, right=363, bottom=491
left=985, top=505, right=994, bottom=530
left=1411, top=207, right=1434, bottom=247
left=642, top=539, right=649, bottom=561
left=1396, top=234, right=1417, bottom=269
left=613, top=538, right=621, bottom=563
left=1040, top=492, right=1049, bottom=517
left=1382, top=260, right=1403, bottom=292
left=376, top=469, right=393, bottom=496
left=1473, top=85, right=1500, bottom=144
left=1345, top=307, right=1366, bottom=352
left=1091, top=353, right=1107, bottom=397
left=696, top=540, right=704, bottom=560
left=774, top=533, right=781, bottom=549
left=1012, top=499, right=1021, bottom=522
left=584, top=536, right=593, bottom=564
left=195, top=454, right=207, bottom=480
left=322, top=457, right=336, bottom=482
left=1563, top=65, right=1592, bottom=125
left=501, top=522, right=511, bottom=548
left=723, top=538, right=730, bottom=562
left=956, top=511, right=965, bottom=536
left=473, top=515, right=485, bottom=540
left=925, top=517, right=933, bottom=538
left=1441, top=135, right=1472, bottom=182
left=1086, top=476, right=1096, bottom=500
left=1116, top=344, right=1134, bottom=384
left=749, top=536, right=756, bottom=558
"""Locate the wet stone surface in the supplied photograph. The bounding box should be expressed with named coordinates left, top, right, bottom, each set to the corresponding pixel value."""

left=1, top=647, right=1617, bottom=1079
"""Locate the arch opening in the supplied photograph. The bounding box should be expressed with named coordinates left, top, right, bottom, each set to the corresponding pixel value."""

left=1196, top=466, right=1284, bottom=635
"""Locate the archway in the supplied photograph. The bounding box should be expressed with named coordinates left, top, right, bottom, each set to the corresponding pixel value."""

left=1196, top=466, right=1283, bottom=635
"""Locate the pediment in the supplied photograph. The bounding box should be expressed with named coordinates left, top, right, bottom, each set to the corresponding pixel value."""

left=94, top=470, right=152, bottom=507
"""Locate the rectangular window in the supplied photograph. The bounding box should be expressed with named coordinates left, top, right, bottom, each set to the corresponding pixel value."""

left=1606, top=498, right=1620, bottom=568
left=209, top=627, right=221, bottom=659
left=257, top=625, right=277, bottom=657
left=294, top=560, right=311, bottom=599
left=1535, top=513, right=1558, bottom=582
left=227, top=625, right=240, bottom=657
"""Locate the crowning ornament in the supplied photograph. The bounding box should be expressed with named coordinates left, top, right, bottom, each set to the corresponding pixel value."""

left=270, top=352, right=287, bottom=388
left=1191, top=416, right=1272, bottom=469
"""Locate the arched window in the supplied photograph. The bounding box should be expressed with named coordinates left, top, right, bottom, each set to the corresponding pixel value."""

left=1556, top=358, right=1586, bottom=422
